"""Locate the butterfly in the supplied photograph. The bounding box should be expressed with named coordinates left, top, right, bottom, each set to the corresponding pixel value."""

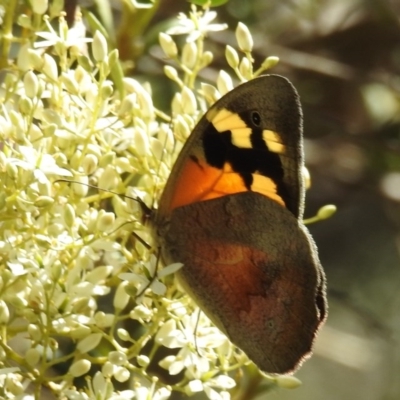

left=150, top=74, right=327, bottom=374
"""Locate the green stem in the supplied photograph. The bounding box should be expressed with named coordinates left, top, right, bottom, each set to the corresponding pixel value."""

left=0, top=0, right=18, bottom=69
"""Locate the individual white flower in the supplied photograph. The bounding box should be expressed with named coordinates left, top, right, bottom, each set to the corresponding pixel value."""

left=0, top=371, right=25, bottom=397
left=86, top=372, right=114, bottom=400
left=8, top=145, right=72, bottom=184
left=167, top=8, right=227, bottom=42
left=34, top=17, right=91, bottom=50
left=134, top=381, right=171, bottom=400
left=187, top=375, right=235, bottom=400
left=157, top=313, right=228, bottom=376
left=129, top=303, right=154, bottom=323
left=62, top=389, right=90, bottom=400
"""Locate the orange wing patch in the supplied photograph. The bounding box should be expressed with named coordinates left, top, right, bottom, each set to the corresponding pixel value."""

left=169, top=157, right=285, bottom=212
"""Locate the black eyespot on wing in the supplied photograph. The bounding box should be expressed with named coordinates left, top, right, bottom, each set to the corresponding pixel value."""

left=251, top=111, right=261, bottom=127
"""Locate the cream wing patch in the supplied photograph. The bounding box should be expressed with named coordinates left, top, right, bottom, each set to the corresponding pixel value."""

left=262, top=130, right=285, bottom=154
left=207, top=108, right=285, bottom=154
left=207, top=108, right=252, bottom=148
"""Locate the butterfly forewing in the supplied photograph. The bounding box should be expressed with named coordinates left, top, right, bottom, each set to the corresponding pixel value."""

left=156, top=75, right=304, bottom=221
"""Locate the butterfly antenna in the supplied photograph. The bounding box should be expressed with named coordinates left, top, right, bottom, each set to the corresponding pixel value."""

left=54, top=179, right=152, bottom=224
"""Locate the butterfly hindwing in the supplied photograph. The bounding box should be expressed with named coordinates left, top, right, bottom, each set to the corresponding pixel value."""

left=164, top=192, right=326, bottom=373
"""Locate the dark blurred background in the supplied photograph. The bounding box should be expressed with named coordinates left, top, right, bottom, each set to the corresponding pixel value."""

left=74, top=0, right=400, bottom=398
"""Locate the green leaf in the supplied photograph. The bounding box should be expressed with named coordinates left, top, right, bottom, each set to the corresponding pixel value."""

left=188, top=0, right=229, bottom=6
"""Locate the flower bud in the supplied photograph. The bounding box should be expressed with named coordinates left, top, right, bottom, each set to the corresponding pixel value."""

left=151, top=137, right=164, bottom=160
left=164, top=65, right=179, bottom=83
left=200, top=51, right=213, bottom=68
left=133, top=128, right=150, bottom=156
left=114, top=366, right=130, bottom=382
left=108, top=49, right=119, bottom=69
left=175, top=115, right=190, bottom=139
left=137, top=355, right=150, bottom=368
left=117, top=328, right=131, bottom=341
left=138, top=91, right=154, bottom=119
left=24, top=71, right=39, bottom=98
left=182, top=42, right=197, bottom=69
left=61, top=72, right=79, bottom=94
left=29, top=124, right=43, bottom=142
left=261, top=56, right=279, bottom=71
left=92, top=31, right=108, bottom=62
left=31, top=0, right=48, bottom=14
left=171, top=92, right=183, bottom=114
left=109, top=351, right=127, bottom=366
left=236, top=22, right=253, bottom=53
left=100, top=81, right=113, bottom=99
left=18, top=14, right=31, bottom=28
left=96, top=211, right=115, bottom=232
left=78, top=55, right=92, bottom=71
left=94, top=312, right=114, bottom=328
left=114, top=281, right=130, bottom=310
left=26, top=52, right=43, bottom=74
left=159, top=33, right=178, bottom=58
left=42, top=53, right=58, bottom=81
left=102, top=361, right=115, bottom=377
left=28, top=324, right=41, bottom=341
left=275, top=375, right=302, bottom=389
left=99, top=152, right=115, bottom=167
left=0, top=300, right=10, bottom=324
left=317, top=204, right=337, bottom=220
left=98, top=165, right=119, bottom=189
left=239, top=57, right=252, bottom=80
left=18, top=96, right=33, bottom=115
left=34, top=196, right=54, bottom=207
left=63, top=203, right=75, bottom=228
left=82, top=154, right=98, bottom=175
left=201, top=83, right=221, bottom=104
left=181, top=87, right=197, bottom=114
left=225, top=45, right=239, bottom=69
left=69, top=359, right=91, bottom=377
left=77, top=333, right=102, bottom=353
left=217, top=70, right=233, bottom=95
left=72, top=175, right=89, bottom=197
left=26, top=348, right=41, bottom=366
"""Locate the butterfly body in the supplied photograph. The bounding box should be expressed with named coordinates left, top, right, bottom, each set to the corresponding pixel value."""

left=152, top=75, right=327, bottom=374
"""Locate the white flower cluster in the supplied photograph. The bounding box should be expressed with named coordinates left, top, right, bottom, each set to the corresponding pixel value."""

left=0, top=3, right=293, bottom=400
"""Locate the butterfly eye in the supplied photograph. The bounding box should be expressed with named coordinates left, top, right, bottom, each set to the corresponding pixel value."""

left=251, top=111, right=261, bottom=127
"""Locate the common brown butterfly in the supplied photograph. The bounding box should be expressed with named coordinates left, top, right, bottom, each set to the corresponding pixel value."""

left=150, top=74, right=327, bottom=374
